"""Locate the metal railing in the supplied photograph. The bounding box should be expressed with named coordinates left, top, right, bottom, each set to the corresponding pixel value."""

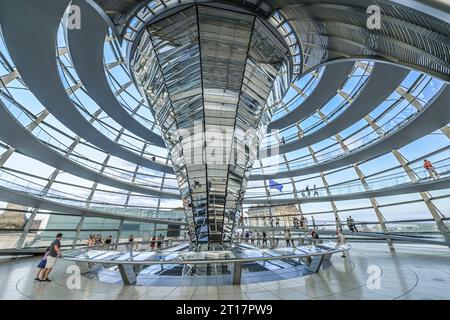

left=62, top=241, right=350, bottom=266
left=0, top=168, right=185, bottom=221
left=254, top=79, right=445, bottom=172
left=0, top=94, right=175, bottom=188
left=245, top=158, right=450, bottom=201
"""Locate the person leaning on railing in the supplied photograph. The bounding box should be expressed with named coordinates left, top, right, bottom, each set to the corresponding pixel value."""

left=104, top=235, right=112, bottom=249
left=38, top=233, right=62, bottom=282
left=35, top=246, right=50, bottom=281
left=127, top=234, right=134, bottom=251
left=311, top=229, right=319, bottom=245
left=150, top=236, right=157, bottom=250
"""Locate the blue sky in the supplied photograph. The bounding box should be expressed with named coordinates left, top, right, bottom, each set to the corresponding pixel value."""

left=0, top=24, right=449, bottom=226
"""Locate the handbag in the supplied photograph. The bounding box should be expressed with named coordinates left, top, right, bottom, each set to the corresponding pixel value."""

left=37, top=258, right=47, bottom=269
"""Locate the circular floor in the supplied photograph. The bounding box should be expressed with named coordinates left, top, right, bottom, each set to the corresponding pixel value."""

left=1, top=242, right=450, bottom=300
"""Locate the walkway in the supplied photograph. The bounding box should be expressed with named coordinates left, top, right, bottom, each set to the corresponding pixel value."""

left=251, top=84, right=450, bottom=180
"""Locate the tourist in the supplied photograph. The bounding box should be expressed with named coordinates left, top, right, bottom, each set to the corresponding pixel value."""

left=150, top=236, right=157, bottom=250
left=350, top=216, right=358, bottom=233
left=337, top=230, right=346, bottom=245
left=35, top=246, right=50, bottom=281
left=285, top=229, right=291, bottom=247
left=347, top=217, right=354, bottom=232
left=87, top=235, right=95, bottom=247
left=39, top=233, right=62, bottom=282
left=128, top=234, right=134, bottom=251
left=105, top=235, right=112, bottom=244
left=104, top=235, right=112, bottom=249
left=270, top=218, right=274, bottom=228
left=313, top=184, right=319, bottom=197
left=336, top=217, right=343, bottom=232
left=305, top=185, right=310, bottom=197
left=311, top=229, right=319, bottom=245
left=256, top=232, right=261, bottom=246
left=424, top=159, right=439, bottom=180
left=262, top=231, right=267, bottom=247
left=95, top=234, right=102, bottom=245
left=276, top=217, right=280, bottom=227
left=288, top=230, right=294, bottom=247
left=157, top=234, right=163, bottom=249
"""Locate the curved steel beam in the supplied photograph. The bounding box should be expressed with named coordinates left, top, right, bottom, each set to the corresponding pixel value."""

left=268, top=61, right=355, bottom=130
left=67, top=0, right=165, bottom=147
left=0, top=0, right=173, bottom=174
left=119, top=0, right=450, bottom=82
left=273, top=63, right=409, bottom=155
left=250, top=84, right=450, bottom=180
left=279, top=0, right=450, bottom=82
left=297, top=19, right=450, bottom=80
left=0, top=184, right=186, bottom=225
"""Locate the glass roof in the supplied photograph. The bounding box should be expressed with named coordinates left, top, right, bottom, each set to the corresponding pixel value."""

left=0, top=0, right=449, bottom=249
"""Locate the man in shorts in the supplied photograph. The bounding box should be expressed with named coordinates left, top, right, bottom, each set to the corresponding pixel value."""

left=39, top=233, right=63, bottom=282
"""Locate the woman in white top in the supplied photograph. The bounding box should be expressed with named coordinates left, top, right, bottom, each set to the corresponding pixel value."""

left=336, top=231, right=347, bottom=257
left=285, top=230, right=291, bottom=247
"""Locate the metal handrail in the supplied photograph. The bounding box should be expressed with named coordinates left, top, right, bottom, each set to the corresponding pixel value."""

left=256, top=79, right=445, bottom=171
left=61, top=243, right=350, bottom=265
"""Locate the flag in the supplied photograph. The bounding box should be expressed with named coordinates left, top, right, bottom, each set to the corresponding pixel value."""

left=269, top=179, right=283, bottom=192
